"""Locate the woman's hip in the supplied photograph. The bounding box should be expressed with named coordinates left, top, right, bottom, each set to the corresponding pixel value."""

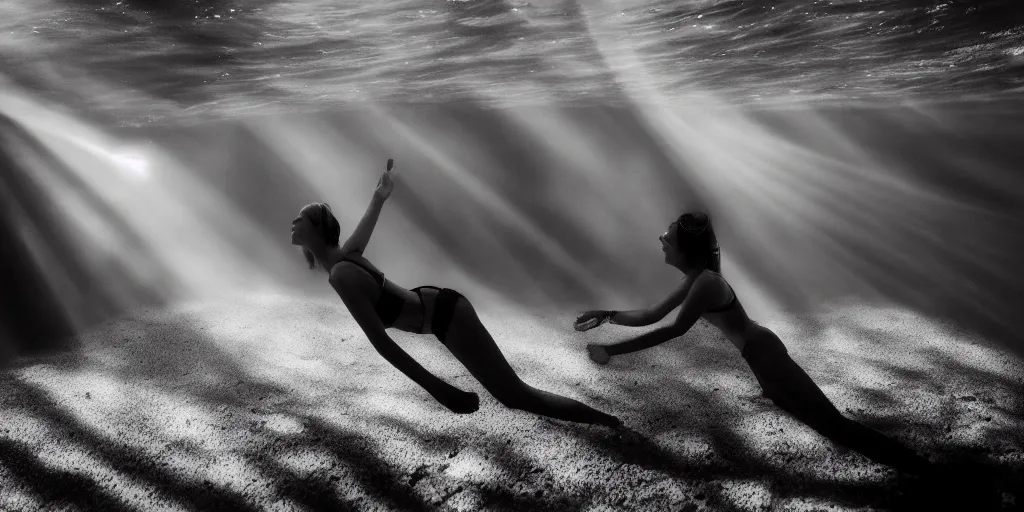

left=428, top=287, right=468, bottom=344
left=740, top=327, right=788, bottom=361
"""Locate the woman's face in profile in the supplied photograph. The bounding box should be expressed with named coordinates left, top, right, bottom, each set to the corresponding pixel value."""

left=660, top=223, right=682, bottom=264
left=290, top=207, right=317, bottom=247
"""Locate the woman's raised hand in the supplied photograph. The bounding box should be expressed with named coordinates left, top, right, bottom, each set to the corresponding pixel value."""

left=375, top=162, right=395, bottom=199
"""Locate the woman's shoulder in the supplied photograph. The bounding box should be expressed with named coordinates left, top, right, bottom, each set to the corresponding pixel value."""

left=328, top=251, right=370, bottom=276
left=698, top=268, right=733, bottom=293
left=699, top=268, right=723, bottom=280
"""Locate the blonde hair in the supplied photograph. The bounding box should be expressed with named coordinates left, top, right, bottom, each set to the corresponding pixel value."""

left=300, top=202, right=341, bottom=271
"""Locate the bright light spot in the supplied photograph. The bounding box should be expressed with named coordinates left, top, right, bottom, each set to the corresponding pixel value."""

left=720, top=479, right=773, bottom=510
left=445, top=451, right=503, bottom=480
left=263, top=413, right=306, bottom=435
left=277, top=448, right=335, bottom=476
left=1, top=413, right=57, bottom=444
left=112, top=150, right=150, bottom=179
left=204, top=453, right=262, bottom=490
left=57, top=131, right=152, bottom=181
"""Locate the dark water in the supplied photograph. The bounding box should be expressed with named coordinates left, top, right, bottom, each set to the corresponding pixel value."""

left=2, top=0, right=1024, bottom=359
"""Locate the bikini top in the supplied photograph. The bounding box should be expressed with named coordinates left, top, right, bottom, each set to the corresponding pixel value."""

left=703, top=269, right=738, bottom=313
left=339, top=256, right=404, bottom=327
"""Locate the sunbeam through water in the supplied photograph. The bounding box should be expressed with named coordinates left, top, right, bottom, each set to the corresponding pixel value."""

left=1, top=1, right=1024, bottom=509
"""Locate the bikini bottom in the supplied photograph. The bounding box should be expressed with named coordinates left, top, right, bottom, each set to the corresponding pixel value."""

left=411, top=286, right=465, bottom=344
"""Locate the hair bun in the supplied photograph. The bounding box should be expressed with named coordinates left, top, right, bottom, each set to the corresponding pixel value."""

left=677, top=212, right=710, bottom=235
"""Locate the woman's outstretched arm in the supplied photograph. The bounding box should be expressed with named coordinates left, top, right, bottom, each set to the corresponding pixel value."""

left=578, top=276, right=694, bottom=330
left=332, top=272, right=478, bottom=413
left=605, top=325, right=686, bottom=356
left=609, top=276, right=695, bottom=327
left=593, top=273, right=714, bottom=360
left=340, top=168, right=394, bottom=255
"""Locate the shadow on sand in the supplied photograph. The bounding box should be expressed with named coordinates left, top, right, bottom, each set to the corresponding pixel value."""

left=1, top=298, right=1021, bottom=511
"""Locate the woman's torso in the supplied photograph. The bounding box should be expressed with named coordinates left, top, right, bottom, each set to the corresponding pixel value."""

left=331, top=252, right=434, bottom=334
left=334, top=255, right=773, bottom=349
left=699, top=269, right=771, bottom=352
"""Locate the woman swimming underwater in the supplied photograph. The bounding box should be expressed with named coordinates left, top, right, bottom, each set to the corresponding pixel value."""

left=575, top=212, right=937, bottom=475
left=291, top=159, right=620, bottom=427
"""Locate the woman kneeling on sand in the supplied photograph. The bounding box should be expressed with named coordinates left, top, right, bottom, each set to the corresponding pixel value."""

left=290, top=159, right=620, bottom=427
left=575, top=212, right=938, bottom=475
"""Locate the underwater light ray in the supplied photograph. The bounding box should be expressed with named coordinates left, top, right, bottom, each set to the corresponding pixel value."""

left=0, top=84, right=320, bottom=359
left=235, top=109, right=541, bottom=305
left=685, top=106, right=1024, bottom=345
left=482, top=105, right=727, bottom=306
left=572, top=0, right=1024, bottom=339
left=132, top=145, right=312, bottom=296
left=392, top=112, right=585, bottom=307
left=234, top=112, right=483, bottom=293
left=241, top=115, right=383, bottom=222
left=500, top=108, right=675, bottom=228
left=0, top=110, right=182, bottom=336
left=363, top=104, right=624, bottom=305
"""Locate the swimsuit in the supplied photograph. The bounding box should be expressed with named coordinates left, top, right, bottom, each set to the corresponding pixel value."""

left=339, top=256, right=404, bottom=327
left=411, top=286, right=464, bottom=344
left=339, top=257, right=464, bottom=342
left=704, top=269, right=738, bottom=313
left=705, top=290, right=737, bottom=313
left=701, top=268, right=787, bottom=392
left=701, top=269, right=934, bottom=474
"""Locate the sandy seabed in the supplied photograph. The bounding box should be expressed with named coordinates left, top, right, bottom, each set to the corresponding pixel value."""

left=2, top=293, right=1022, bottom=512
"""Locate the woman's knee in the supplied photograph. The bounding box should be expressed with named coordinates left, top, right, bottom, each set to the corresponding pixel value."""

left=485, top=379, right=535, bottom=410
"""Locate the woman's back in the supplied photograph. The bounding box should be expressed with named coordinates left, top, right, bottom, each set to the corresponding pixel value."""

left=700, top=270, right=765, bottom=352
left=330, top=251, right=424, bottom=332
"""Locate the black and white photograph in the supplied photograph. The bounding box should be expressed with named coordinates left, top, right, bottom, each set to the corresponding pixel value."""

left=1, top=0, right=1023, bottom=510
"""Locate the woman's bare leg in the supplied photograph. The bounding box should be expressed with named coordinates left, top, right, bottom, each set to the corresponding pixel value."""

left=764, top=353, right=936, bottom=476
left=442, top=298, right=620, bottom=427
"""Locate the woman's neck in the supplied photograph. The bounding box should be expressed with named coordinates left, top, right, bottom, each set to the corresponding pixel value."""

left=306, top=243, right=342, bottom=271
left=678, top=260, right=708, bottom=278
